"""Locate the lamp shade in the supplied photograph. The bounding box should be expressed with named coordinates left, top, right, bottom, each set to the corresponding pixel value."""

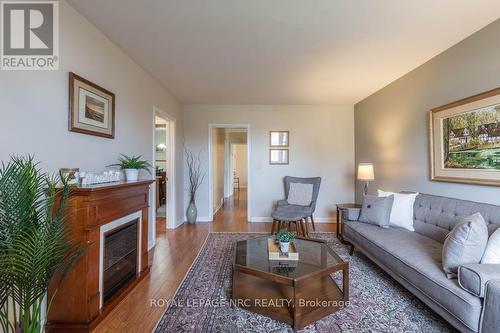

left=357, top=163, right=374, bottom=181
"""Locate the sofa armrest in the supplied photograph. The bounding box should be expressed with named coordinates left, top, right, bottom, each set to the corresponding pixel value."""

left=342, top=207, right=361, bottom=221
left=480, top=279, right=500, bottom=333
left=458, top=264, right=500, bottom=298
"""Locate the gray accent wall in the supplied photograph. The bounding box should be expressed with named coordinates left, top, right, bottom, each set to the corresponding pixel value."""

left=354, top=19, right=500, bottom=204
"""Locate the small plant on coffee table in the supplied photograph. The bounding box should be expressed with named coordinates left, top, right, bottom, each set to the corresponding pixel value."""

left=276, top=230, right=296, bottom=254
left=276, top=230, right=296, bottom=243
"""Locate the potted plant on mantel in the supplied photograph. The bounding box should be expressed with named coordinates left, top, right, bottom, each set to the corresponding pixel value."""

left=113, top=154, right=152, bottom=181
left=185, top=149, right=205, bottom=224
left=276, top=230, right=296, bottom=254
left=0, top=155, right=85, bottom=333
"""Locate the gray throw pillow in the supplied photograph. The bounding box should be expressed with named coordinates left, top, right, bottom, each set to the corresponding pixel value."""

left=442, top=213, right=488, bottom=279
left=358, top=195, right=394, bottom=228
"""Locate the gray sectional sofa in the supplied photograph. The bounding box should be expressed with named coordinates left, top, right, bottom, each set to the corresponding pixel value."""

left=343, top=193, right=500, bottom=333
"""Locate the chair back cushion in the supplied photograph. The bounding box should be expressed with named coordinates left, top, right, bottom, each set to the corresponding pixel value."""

left=287, top=182, right=313, bottom=206
left=284, top=176, right=321, bottom=210
left=414, top=193, right=500, bottom=243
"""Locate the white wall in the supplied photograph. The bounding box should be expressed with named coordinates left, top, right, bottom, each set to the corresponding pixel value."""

left=0, top=1, right=185, bottom=246
left=184, top=105, right=355, bottom=222
left=355, top=19, right=500, bottom=204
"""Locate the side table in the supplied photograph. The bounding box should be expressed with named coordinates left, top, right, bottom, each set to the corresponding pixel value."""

left=336, top=203, right=361, bottom=244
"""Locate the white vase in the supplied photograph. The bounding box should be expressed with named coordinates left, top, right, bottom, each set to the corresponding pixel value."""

left=124, top=169, right=139, bottom=181
left=280, top=241, right=290, bottom=253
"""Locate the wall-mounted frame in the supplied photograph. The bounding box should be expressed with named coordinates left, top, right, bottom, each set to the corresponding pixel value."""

left=270, top=149, right=289, bottom=165
left=269, top=131, right=289, bottom=147
left=429, top=87, right=500, bottom=186
left=69, top=72, right=115, bottom=139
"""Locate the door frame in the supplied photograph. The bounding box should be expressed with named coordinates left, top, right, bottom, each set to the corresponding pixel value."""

left=153, top=106, right=176, bottom=233
left=208, top=124, right=251, bottom=222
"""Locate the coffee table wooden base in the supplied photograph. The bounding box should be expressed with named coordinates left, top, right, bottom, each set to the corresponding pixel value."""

left=232, top=268, right=348, bottom=330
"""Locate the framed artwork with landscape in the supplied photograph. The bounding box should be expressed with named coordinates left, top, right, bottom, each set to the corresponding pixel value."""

left=69, top=72, right=115, bottom=139
left=430, top=87, right=500, bottom=186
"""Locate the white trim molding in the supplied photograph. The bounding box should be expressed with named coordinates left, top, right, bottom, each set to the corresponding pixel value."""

left=208, top=124, right=251, bottom=222
left=152, top=106, right=177, bottom=234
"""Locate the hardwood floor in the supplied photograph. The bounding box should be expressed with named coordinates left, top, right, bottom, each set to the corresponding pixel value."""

left=93, top=189, right=336, bottom=332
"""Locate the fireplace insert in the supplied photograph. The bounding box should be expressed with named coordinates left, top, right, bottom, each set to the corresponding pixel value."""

left=103, top=220, right=138, bottom=304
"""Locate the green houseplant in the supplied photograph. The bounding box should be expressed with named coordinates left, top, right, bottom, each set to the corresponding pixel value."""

left=0, top=155, right=85, bottom=333
left=276, top=230, right=296, bottom=253
left=114, top=154, right=152, bottom=181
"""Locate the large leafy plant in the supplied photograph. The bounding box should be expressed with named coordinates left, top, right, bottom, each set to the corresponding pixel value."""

left=0, top=156, right=85, bottom=333
left=115, top=154, right=152, bottom=173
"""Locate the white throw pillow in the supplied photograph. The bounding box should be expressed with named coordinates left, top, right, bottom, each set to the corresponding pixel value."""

left=287, top=183, right=313, bottom=206
left=481, top=228, right=500, bottom=264
left=377, top=190, right=418, bottom=231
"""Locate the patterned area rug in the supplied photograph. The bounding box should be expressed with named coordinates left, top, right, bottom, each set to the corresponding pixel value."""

left=154, top=232, right=456, bottom=333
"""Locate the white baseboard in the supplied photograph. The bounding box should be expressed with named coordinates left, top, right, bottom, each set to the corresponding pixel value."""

left=249, top=217, right=273, bottom=222
left=250, top=216, right=336, bottom=223
left=168, top=218, right=185, bottom=229
left=194, top=216, right=212, bottom=222
left=213, top=201, right=223, bottom=215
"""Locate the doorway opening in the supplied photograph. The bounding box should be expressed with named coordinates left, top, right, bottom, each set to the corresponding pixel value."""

left=153, top=107, right=176, bottom=242
left=209, top=125, right=250, bottom=222
left=155, top=116, right=169, bottom=220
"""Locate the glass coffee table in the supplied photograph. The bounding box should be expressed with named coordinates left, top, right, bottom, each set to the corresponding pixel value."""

left=232, top=236, right=349, bottom=330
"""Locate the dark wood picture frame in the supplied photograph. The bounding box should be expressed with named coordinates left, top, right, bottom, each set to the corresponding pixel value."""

left=69, top=72, right=116, bottom=139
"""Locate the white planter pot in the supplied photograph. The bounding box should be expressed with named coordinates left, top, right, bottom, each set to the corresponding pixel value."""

left=124, top=169, right=139, bottom=181
left=280, top=241, right=290, bottom=253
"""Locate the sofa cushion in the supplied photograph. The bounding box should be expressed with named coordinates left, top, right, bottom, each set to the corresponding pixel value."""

left=482, top=228, right=500, bottom=264
left=458, top=264, right=500, bottom=298
left=378, top=189, right=418, bottom=231
left=442, top=213, right=488, bottom=279
left=359, top=195, right=393, bottom=228
left=344, top=221, right=482, bottom=332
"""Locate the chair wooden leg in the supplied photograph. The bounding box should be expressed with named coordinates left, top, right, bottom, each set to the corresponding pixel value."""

left=310, top=215, right=316, bottom=231
left=304, top=218, right=309, bottom=237
left=271, top=220, right=277, bottom=234
left=299, top=220, right=306, bottom=237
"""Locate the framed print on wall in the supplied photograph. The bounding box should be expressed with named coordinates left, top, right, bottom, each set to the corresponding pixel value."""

left=270, top=131, right=289, bottom=147
left=69, top=72, right=115, bottom=139
left=429, top=87, right=500, bottom=186
left=270, top=149, right=289, bottom=165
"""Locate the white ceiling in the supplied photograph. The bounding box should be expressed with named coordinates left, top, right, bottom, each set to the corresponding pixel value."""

left=68, top=0, right=500, bottom=104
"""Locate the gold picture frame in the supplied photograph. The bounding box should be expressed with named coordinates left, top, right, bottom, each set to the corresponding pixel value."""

left=269, top=149, right=289, bottom=165
left=269, top=131, right=289, bottom=147
left=429, top=87, right=500, bottom=186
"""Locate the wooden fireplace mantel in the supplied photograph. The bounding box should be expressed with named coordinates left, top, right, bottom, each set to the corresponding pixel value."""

left=46, top=180, right=154, bottom=333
